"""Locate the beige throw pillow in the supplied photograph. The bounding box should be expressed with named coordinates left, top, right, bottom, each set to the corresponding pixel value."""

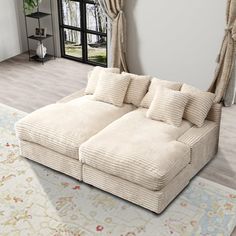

left=85, top=66, right=120, bottom=95
left=181, top=84, right=215, bottom=127
left=94, top=72, right=130, bottom=107
left=122, top=72, right=151, bottom=107
left=147, top=86, right=190, bottom=127
left=140, top=78, right=182, bottom=108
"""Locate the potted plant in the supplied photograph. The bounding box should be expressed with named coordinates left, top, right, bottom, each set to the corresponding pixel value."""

left=24, top=0, right=42, bottom=13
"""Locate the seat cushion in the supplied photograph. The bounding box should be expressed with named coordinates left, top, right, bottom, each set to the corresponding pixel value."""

left=80, top=109, right=192, bottom=191
left=15, top=95, right=134, bottom=160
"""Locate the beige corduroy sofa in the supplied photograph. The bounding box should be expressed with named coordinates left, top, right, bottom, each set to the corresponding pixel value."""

left=15, top=69, right=222, bottom=214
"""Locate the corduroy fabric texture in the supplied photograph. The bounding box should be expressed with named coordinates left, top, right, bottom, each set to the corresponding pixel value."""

left=147, top=86, right=190, bottom=127
left=20, top=140, right=83, bottom=180
left=80, top=109, right=191, bottom=191
left=17, top=122, right=219, bottom=214
left=81, top=119, right=219, bottom=213
left=181, top=84, right=215, bottom=127
left=18, top=119, right=219, bottom=214
left=140, top=78, right=182, bottom=108
left=94, top=72, right=130, bottom=107
left=82, top=164, right=192, bottom=213
left=16, top=88, right=221, bottom=214
left=15, top=95, right=134, bottom=160
left=178, top=120, right=219, bottom=183
left=122, top=72, right=151, bottom=107
left=85, top=67, right=120, bottom=95
left=207, top=103, right=222, bottom=125
left=57, top=88, right=222, bottom=127
left=178, top=120, right=218, bottom=164
left=82, top=119, right=219, bottom=214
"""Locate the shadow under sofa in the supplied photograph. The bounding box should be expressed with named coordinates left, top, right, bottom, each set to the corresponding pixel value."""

left=15, top=89, right=222, bottom=214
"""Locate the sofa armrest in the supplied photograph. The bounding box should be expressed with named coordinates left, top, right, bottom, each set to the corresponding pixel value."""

left=57, top=88, right=85, bottom=103
left=178, top=121, right=219, bottom=174
left=206, top=103, right=222, bottom=126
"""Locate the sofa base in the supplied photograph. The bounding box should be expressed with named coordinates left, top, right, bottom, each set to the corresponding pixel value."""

left=82, top=164, right=192, bottom=213
left=19, top=140, right=82, bottom=180
left=18, top=135, right=217, bottom=214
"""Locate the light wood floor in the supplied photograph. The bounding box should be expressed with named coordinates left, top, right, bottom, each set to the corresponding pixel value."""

left=0, top=53, right=235, bottom=235
left=0, top=53, right=93, bottom=112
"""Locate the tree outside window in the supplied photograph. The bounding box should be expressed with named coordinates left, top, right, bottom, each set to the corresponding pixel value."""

left=59, top=0, right=107, bottom=66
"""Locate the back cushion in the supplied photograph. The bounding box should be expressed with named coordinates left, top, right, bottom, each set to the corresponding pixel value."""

left=122, top=72, right=151, bottom=107
left=94, top=72, right=130, bottom=107
left=181, top=84, right=215, bottom=127
left=147, top=86, right=190, bottom=127
left=85, top=66, right=120, bottom=95
left=140, top=78, right=182, bottom=108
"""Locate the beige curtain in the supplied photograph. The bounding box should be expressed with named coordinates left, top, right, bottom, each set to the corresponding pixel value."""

left=98, top=0, right=128, bottom=72
left=208, top=0, right=236, bottom=103
left=224, top=61, right=236, bottom=106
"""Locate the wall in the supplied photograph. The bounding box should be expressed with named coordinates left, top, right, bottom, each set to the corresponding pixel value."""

left=0, top=0, right=23, bottom=62
left=125, top=0, right=226, bottom=90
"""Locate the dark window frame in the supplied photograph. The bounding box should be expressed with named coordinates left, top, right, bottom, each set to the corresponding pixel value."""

left=58, top=0, right=108, bottom=67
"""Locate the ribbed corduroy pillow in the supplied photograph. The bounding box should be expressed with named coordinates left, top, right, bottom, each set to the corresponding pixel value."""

left=140, top=78, right=182, bottom=108
left=147, top=86, right=190, bottom=127
left=85, top=66, right=120, bottom=95
left=181, top=84, right=215, bottom=127
left=122, top=72, right=151, bottom=107
left=94, top=71, right=130, bottom=107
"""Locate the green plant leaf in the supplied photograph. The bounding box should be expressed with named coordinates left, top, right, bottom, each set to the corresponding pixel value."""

left=24, top=0, right=41, bottom=13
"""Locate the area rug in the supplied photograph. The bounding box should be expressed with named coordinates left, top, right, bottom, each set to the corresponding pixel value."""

left=0, top=103, right=235, bottom=236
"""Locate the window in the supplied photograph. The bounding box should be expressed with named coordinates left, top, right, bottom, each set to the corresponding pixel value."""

left=58, top=0, right=107, bottom=66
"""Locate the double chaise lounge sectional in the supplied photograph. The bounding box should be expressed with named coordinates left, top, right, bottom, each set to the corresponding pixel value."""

left=15, top=67, right=221, bottom=213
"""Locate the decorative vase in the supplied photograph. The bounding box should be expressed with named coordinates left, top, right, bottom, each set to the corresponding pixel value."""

left=36, top=42, right=47, bottom=59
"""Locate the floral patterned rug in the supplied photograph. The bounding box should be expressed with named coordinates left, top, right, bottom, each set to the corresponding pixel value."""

left=0, top=103, right=236, bottom=236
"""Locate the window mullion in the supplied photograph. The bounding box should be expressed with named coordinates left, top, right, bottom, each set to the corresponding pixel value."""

left=59, top=0, right=107, bottom=66
left=81, top=0, right=87, bottom=63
